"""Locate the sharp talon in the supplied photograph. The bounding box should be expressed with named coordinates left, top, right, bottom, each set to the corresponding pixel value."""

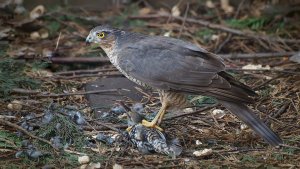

left=126, top=126, right=133, bottom=132
left=142, top=120, right=164, bottom=131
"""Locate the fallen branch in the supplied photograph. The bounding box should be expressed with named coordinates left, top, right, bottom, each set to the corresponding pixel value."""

left=52, top=72, right=122, bottom=79
left=50, top=57, right=110, bottom=64
left=36, top=89, right=122, bottom=98
left=54, top=68, right=118, bottom=76
left=219, top=51, right=298, bottom=59
left=0, top=119, right=58, bottom=151
left=215, top=0, right=246, bottom=53
left=11, top=88, right=40, bottom=94
left=13, top=89, right=122, bottom=98
left=93, top=121, right=127, bottom=132
left=226, top=68, right=300, bottom=75
left=128, top=14, right=300, bottom=44
left=266, top=102, right=290, bottom=125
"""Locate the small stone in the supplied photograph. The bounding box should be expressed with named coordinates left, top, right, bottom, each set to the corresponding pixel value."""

left=212, top=109, right=226, bottom=119
left=240, top=124, right=248, bottom=130
left=7, top=100, right=23, bottom=111
left=78, top=155, right=90, bottom=164
left=113, top=164, right=123, bottom=169
left=30, top=32, right=40, bottom=40
left=195, top=140, right=202, bottom=145
left=80, top=164, right=88, bottom=169
left=88, top=162, right=101, bottom=169
left=39, top=28, right=49, bottom=39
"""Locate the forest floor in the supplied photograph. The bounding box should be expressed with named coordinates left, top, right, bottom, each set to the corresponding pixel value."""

left=0, top=1, right=300, bottom=168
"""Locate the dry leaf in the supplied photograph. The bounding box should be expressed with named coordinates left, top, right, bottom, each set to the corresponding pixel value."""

left=193, top=148, right=213, bottom=157
left=171, top=5, right=180, bottom=17
left=30, top=5, right=45, bottom=20
left=139, top=7, right=151, bottom=15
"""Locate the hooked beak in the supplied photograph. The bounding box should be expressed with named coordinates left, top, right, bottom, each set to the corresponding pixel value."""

left=85, top=34, right=92, bottom=45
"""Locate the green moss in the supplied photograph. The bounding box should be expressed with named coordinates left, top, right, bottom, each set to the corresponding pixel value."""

left=226, top=17, right=270, bottom=30
left=0, top=59, right=40, bottom=98
left=34, top=114, right=85, bottom=151
left=0, top=130, right=22, bottom=149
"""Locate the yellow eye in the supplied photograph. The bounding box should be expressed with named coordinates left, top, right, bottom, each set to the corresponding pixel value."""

left=97, top=32, right=105, bottom=38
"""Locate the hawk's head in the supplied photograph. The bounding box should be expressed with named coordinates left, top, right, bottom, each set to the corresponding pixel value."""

left=86, top=25, right=122, bottom=54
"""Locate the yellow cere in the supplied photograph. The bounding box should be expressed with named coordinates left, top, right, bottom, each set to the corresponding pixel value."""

left=97, top=32, right=105, bottom=38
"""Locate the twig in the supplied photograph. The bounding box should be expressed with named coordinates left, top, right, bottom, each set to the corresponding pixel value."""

left=215, top=147, right=266, bottom=154
left=266, top=102, right=290, bottom=125
left=177, top=2, right=189, bottom=38
left=11, top=88, right=40, bottom=94
left=128, top=14, right=300, bottom=43
left=64, top=149, right=87, bottom=155
left=52, top=72, right=122, bottom=79
left=280, top=144, right=300, bottom=150
left=54, top=68, right=118, bottom=76
left=50, top=57, right=110, bottom=64
left=253, top=75, right=282, bottom=90
left=226, top=68, right=300, bottom=75
left=82, top=124, right=127, bottom=131
left=37, top=89, right=121, bottom=97
left=93, top=121, right=123, bottom=132
left=215, top=0, right=245, bottom=53
left=55, top=32, right=62, bottom=51
left=218, top=51, right=298, bottom=59
left=0, top=115, right=16, bottom=119
left=0, top=119, right=58, bottom=151
left=165, top=104, right=217, bottom=120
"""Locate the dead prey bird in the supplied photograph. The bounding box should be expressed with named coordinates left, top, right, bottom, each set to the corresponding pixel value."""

left=86, top=26, right=282, bottom=146
left=125, top=109, right=182, bottom=158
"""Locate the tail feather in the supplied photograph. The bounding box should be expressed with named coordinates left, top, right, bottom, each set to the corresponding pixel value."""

left=219, top=100, right=282, bottom=146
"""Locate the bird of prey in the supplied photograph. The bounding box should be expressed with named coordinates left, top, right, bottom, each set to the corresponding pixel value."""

left=125, top=107, right=182, bottom=158
left=86, top=25, right=282, bottom=146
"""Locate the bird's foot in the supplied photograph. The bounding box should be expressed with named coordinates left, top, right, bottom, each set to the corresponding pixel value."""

left=126, top=126, right=133, bottom=132
left=141, top=120, right=163, bottom=131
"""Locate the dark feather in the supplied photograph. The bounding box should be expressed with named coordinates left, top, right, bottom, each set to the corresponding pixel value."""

left=219, top=100, right=282, bottom=146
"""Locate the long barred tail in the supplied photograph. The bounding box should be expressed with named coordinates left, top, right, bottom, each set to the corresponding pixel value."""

left=219, top=100, right=283, bottom=146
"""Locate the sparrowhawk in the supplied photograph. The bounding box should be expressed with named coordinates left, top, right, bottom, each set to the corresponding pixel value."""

left=86, top=25, right=282, bottom=146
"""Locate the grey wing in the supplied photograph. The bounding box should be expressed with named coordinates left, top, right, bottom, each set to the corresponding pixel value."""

left=117, top=37, right=252, bottom=103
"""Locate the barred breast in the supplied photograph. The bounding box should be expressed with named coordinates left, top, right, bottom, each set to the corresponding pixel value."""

left=107, top=49, right=149, bottom=88
left=159, top=90, right=190, bottom=110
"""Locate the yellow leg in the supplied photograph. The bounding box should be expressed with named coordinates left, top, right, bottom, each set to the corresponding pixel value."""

left=157, top=107, right=167, bottom=125
left=141, top=103, right=168, bottom=131
left=126, top=126, right=133, bottom=132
